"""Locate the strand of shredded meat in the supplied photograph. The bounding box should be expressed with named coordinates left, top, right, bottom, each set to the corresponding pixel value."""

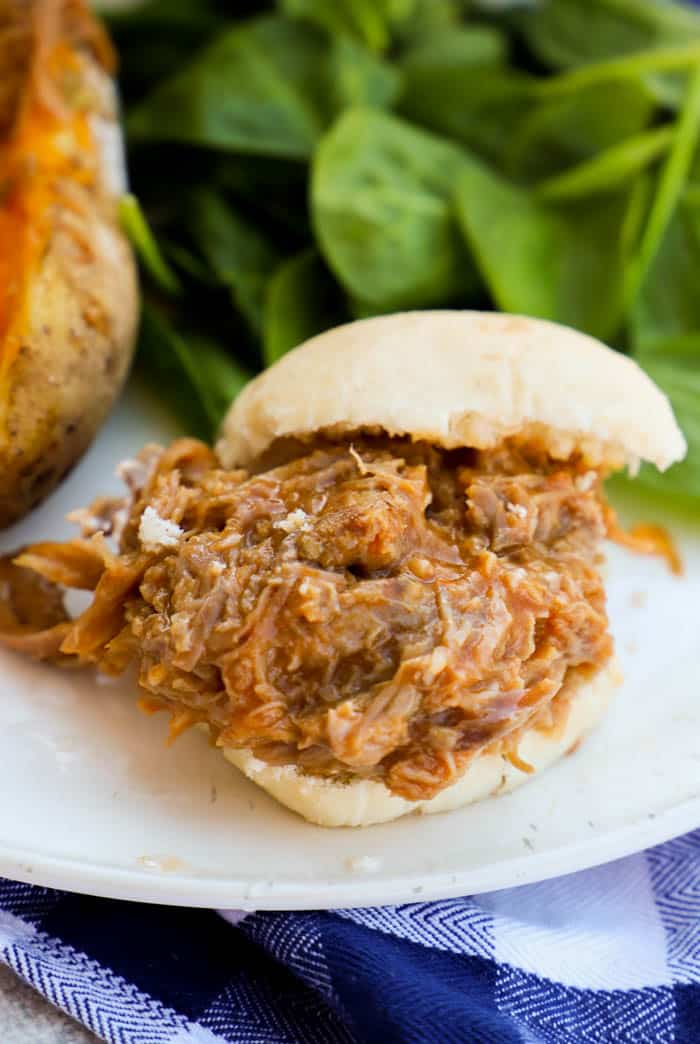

left=0, top=435, right=616, bottom=801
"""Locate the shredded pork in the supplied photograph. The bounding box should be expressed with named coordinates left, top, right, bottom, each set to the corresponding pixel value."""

left=0, top=436, right=615, bottom=800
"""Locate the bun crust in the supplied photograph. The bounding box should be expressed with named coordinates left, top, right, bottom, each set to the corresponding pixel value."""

left=221, top=661, right=620, bottom=827
left=217, top=312, right=685, bottom=474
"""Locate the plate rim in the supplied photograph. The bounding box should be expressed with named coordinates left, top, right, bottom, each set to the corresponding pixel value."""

left=1, top=795, right=697, bottom=910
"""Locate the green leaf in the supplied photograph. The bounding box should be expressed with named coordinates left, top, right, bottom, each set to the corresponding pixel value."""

left=539, top=41, right=700, bottom=91
left=625, top=63, right=700, bottom=310
left=535, top=125, right=673, bottom=201
left=279, top=0, right=429, bottom=51
left=621, top=170, right=654, bottom=256
left=119, top=194, right=182, bottom=295
left=324, top=33, right=401, bottom=116
left=531, top=41, right=700, bottom=113
left=516, top=0, right=700, bottom=67
left=137, top=304, right=250, bottom=440
left=312, top=107, right=478, bottom=311
left=394, top=0, right=463, bottom=47
left=187, top=334, right=251, bottom=432
left=454, top=158, right=631, bottom=340
left=631, top=192, right=700, bottom=351
left=162, top=241, right=219, bottom=285
left=401, top=66, right=533, bottom=168
left=263, top=248, right=348, bottom=364
left=400, top=29, right=654, bottom=182
left=400, top=24, right=508, bottom=71
left=104, top=0, right=220, bottom=28
left=187, top=189, right=282, bottom=334
left=279, top=0, right=394, bottom=52
left=398, top=28, right=535, bottom=167
left=127, top=16, right=329, bottom=158
left=106, top=0, right=223, bottom=104
left=506, top=80, right=654, bottom=182
left=628, top=350, right=700, bottom=505
left=681, top=182, right=700, bottom=239
left=127, top=14, right=398, bottom=158
left=215, top=155, right=311, bottom=241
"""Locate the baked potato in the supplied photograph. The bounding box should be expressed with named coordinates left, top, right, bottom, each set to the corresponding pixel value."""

left=0, top=0, right=138, bottom=528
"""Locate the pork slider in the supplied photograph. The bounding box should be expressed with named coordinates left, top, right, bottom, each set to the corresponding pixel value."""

left=0, top=312, right=686, bottom=826
left=211, top=311, right=685, bottom=824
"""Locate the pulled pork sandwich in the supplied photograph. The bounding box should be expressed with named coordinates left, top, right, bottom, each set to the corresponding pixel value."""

left=0, top=312, right=686, bottom=826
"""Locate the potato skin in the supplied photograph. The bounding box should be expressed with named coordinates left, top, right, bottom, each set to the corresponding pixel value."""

left=0, top=203, right=138, bottom=527
left=0, top=6, right=138, bottom=528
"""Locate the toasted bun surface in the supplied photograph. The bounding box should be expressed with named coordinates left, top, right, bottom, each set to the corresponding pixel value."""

left=218, top=312, right=685, bottom=473
left=221, top=661, right=620, bottom=828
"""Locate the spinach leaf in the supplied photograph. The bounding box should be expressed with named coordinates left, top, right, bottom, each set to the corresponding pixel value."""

left=279, top=0, right=404, bottom=53
left=620, top=171, right=654, bottom=261
left=630, top=349, right=700, bottom=505
left=401, top=66, right=533, bottom=168
left=454, top=158, right=631, bottom=340
left=506, top=80, right=654, bottom=182
left=398, top=28, right=534, bottom=166
left=280, top=0, right=459, bottom=52
left=127, top=15, right=398, bottom=158
left=400, top=29, right=654, bottom=182
left=514, top=0, right=700, bottom=70
left=324, top=33, right=401, bottom=115
left=531, top=37, right=700, bottom=111
left=106, top=0, right=224, bottom=104
left=162, top=241, right=219, bottom=285
left=681, top=182, right=700, bottom=238
left=215, top=155, right=311, bottom=242
left=137, top=304, right=250, bottom=441
left=105, top=0, right=222, bottom=34
left=394, top=0, right=463, bottom=46
left=625, top=64, right=700, bottom=309
left=119, top=194, right=182, bottom=295
left=127, top=16, right=323, bottom=157
left=535, top=125, right=673, bottom=201
left=312, top=107, right=478, bottom=311
left=400, top=24, right=508, bottom=70
left=631, top=192, right=700, bottom=351
left=187, top=189, right=282, bottom=335
left=536, top=41, right=700, bottom=95
left=263, top=248, right=348, bottom=364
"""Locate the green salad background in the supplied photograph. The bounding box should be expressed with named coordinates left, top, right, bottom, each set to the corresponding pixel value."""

left=108, top=0, right=700, bottom=508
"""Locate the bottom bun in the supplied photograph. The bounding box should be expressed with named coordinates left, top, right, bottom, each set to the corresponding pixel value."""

left=221, top=660, right=621, bottom=827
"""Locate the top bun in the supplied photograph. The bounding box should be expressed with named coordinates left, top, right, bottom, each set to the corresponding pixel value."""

left=218, top=311, right=686, bottom=473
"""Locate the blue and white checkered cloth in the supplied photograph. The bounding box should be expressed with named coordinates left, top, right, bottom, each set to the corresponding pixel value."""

left=0, top=828, right=696, bottom=1042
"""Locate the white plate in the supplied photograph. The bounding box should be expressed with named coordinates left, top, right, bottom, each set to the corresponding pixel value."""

left=0, top=382, right=698, bottom=909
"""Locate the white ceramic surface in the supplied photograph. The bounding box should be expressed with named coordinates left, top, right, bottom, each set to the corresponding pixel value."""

left=0, top=382, right=698, bottom=910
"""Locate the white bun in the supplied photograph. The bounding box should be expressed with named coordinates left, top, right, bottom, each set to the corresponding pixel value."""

left=221, top=660, right=620, bottom=828
left=217, top=311, right=685, bottom=474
